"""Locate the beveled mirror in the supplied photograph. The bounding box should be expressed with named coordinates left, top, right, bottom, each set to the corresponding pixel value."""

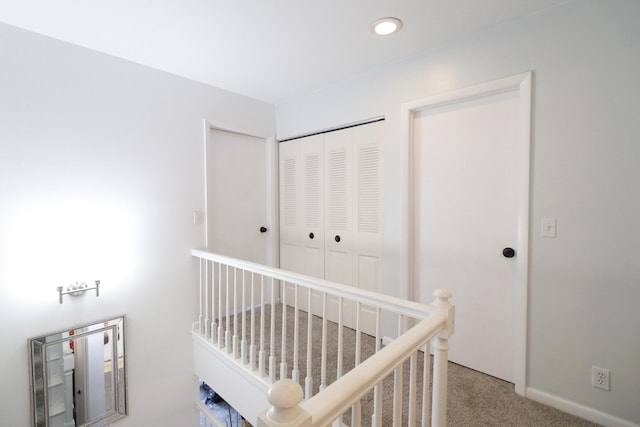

left=29, top=316, right=127, bottom=427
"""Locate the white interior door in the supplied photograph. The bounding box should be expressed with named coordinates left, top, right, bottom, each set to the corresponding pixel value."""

left=413, top=89, right=520, bottom=382
left=207, top=128, right=268, bottom=265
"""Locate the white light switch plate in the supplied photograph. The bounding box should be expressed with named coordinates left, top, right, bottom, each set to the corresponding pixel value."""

left=541, top=218, right=557, bottom=238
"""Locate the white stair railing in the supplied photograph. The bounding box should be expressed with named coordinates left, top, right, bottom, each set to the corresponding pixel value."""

left=192, top=249, right=454, bottom=426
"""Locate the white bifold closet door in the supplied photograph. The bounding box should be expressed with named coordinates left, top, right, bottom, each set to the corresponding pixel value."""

left=279, top=120, right=383, bottom=335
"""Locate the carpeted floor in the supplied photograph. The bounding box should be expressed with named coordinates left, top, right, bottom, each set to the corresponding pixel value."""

left=446, top=361, right=600, bottom=426
left=203, top=304, right=600, bottom=426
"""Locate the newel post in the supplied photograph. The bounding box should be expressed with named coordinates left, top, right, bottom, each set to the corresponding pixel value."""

left=257, top=379, right=312, bottom=427
left=430, top=288, right=455, bottom=427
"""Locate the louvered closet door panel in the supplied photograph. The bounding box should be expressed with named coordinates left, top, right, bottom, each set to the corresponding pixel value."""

left=324, top=128, right=354, bottom=285
left=353, top=121, right=384, bottom=336
left=279, top=140, right=301, bottom=273
left=323, top=128, right=355, bottom=328
left=299, top=135, right=325, bottom=279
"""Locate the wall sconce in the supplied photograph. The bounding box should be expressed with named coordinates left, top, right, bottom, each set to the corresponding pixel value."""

left=57, top=280, right=100, bottom=304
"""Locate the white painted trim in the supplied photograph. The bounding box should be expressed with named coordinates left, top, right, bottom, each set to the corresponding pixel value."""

left=203, top=119, right=211, bottom=248
left=201, top=119, right=278, bottom=264
left=526, top=387, right=639, bottom=427
left=205, top=119, right=270, bottom=139
left=401, top=71, right=532, bottom=395
left=265, top=136, right=279, bottom=268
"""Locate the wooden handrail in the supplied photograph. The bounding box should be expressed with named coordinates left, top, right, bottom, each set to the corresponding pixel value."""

left=192, top=248, right=432, bottom=319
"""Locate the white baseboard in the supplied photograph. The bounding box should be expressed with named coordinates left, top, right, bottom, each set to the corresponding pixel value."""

left=526, top=387, right=639, bottom=427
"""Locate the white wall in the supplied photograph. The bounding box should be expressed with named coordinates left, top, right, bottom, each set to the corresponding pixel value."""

left=276, top=0, right=640, bottom=425
left=0, top=23, right=274, bottom=426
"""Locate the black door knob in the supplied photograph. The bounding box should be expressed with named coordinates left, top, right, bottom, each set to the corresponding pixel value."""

left=335, top=235, right=341, bottom=243
left=260, top=226, right=267, bottom=233
left=502, top=247, right=516, bottom=258
left=309, top=232, right=314, bottom=239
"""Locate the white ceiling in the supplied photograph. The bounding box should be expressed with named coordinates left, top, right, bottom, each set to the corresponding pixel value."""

left=0, top=0, right=568, bottom=105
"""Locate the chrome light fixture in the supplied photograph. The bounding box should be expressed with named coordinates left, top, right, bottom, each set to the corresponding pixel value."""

left=57, top=280, right=100, bottom=304
left=372, top=17, right=403, bottom=36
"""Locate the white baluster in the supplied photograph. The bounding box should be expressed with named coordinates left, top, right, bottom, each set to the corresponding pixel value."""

left=351, top=301, right=362, bottom=425
left=280, top=281, right=288, bottom=380
left=372, top=306, right=383, bottom=427
left=305, top=288, right=313, bottom=399
left=292, top=284, right=300, bottom=382
left=210, top=261, right=216, bottom=343
left=225, top=265, right=231, bottom=352
left=233, top=267, right=239, bottom=359
left=217, top=262, right=223, bottom=347
left=269, top=277, right=276, bottom=383
left=337, top=296, right=344, bottom=380
left=393, top=313, right=405, bottom=427
left=198, top=258, right=204, bottom=335
left=250, top=272, right=257, bottom=371
left=204, top=259, right=210, bottom=339
left=259, top=274, right=266, bottom=376
left=408, top=351, right=418, bottom=426
left=241, top=270, right=247, bottom=364
left=333, top=296, right=344, bottom=427
left=320, top=292, right=328, bottom=391
left=422, top=342, right=431, bottom=427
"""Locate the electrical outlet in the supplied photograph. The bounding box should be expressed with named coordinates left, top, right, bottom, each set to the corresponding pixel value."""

left=592, top=366, right=610, bottom=390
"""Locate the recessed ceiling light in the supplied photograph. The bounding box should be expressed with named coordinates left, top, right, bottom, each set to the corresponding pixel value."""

left=372, top=17, right=403, bottom=36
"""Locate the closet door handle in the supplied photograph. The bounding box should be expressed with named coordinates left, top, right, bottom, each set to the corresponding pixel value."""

left=502, top=247, right=516, bottom=258
left=335, top=235, right=341, bottom=243
left=309, top=232, right=314, bottom=239
left=260, top=226, right=268, bottom=233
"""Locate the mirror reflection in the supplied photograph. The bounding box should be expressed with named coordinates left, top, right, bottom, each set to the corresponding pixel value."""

left=29, top=316, right=127, bottom=427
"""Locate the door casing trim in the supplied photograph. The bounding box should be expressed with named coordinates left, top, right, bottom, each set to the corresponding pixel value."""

left=400, top=71, right=532, bottom=395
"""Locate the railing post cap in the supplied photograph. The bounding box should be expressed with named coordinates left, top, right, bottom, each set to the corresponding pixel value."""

left=434, top=288, right=452, bottom=300
left=268, top=379, right=303, bottom=409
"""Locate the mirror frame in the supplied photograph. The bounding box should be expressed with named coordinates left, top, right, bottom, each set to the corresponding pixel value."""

left=28, top=316, right=128, bottom=427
